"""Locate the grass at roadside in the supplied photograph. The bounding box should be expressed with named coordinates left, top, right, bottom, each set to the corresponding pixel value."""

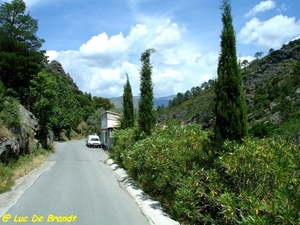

left=0, top=148, right=52, bottom=194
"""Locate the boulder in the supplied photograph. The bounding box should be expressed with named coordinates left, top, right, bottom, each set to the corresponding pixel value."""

left=0, top=104, right=39, bottom=163
left=0, top=137, right=19, bottom=163
left=18, top=104, right=39, bottom=135
left=269, top=101, right=278, bottom=111
left=269, top=112, right=282, bottom=125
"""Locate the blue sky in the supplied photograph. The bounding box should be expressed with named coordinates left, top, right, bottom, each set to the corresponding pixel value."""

left=3, top=0, right=300, bottom=98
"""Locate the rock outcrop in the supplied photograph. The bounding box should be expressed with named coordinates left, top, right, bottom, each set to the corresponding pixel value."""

left=0, top=104, right=39, bottom=163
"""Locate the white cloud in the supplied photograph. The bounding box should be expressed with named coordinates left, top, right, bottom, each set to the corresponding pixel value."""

left=45, top=50, right=58, bottom=61
left=79, top=32, right=128, bottom=68
left=245, top=0, right=276, bottom=17
left=23, top=0, right=58, bottom=9
left=238, top=15, right=300, bottom=49
left=80, top=33, right=127, bottom=57
left=277, top=4, right=288, bottom=13
left=48, top=19, right=218, bottom=98
left=291, top=36, right=300, bottom=42
left=148, top=20, right=182, bottom=49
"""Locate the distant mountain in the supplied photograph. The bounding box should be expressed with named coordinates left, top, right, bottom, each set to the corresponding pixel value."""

left=153, top=95, right=176, bottom=108
left=109, top=95, right=175, bottom=110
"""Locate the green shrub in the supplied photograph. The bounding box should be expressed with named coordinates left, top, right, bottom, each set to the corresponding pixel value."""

left=110, top=127, right=136, bottom=168
left=0, top=97, right=21, bottom=128
left=113, top=122, right=209, bottom=214
left=275, top=117, right=300, bottom=144
left=112, top=122, right=300, bottom=225
left=0, top=80, right=5, bottom=109
left=0, top=163, right=13, bottom=193
left=249, top=122, right=276, bottom=138
left=219, top=138, right=300, bottom=224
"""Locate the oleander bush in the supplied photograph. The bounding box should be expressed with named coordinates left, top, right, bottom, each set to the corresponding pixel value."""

left=110, top=127, right=136, bottom=168
left=112, top=122, right=300, bottom=224
left=218, top=138, right=300, bottom=225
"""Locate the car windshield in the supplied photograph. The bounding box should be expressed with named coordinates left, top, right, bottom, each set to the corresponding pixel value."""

left=91, top=138, right=99, bottom=141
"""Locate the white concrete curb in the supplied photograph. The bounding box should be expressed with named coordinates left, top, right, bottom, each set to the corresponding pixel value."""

left=106, top=159, right=180, bottom=225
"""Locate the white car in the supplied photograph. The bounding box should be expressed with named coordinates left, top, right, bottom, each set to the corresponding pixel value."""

left=86, top=135, right=101, bottom=148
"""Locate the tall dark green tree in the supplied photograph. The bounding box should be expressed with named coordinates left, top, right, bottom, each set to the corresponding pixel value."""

left=51, top=75, right=82, bottom=140
left=0, top=0, right=46, bottom=106
left=120, top=73, right=134, bottom=129
left=138, top=48, right=156, bottom=136
left=214, top=0, right=247, bottom=142
left=30, top=71, right=58, bottom=148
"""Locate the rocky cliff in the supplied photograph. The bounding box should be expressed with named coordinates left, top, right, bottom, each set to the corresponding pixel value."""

left=0, top=104, right=39, bottom=163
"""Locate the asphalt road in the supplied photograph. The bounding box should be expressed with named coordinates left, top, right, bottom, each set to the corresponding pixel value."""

left=0, top=140, right=150, bottom=225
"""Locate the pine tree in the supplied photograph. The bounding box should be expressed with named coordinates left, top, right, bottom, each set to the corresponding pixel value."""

left=0, top=0, right=45, bottom=106
left=138, top=48, right=156, bottom=136
left=120, top=73, right=134, bottom=129
left=214, top=0, right=247, bottom=142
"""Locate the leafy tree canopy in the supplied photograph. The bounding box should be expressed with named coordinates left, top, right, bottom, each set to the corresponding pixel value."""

left=0, top=0, right=46, bottom=105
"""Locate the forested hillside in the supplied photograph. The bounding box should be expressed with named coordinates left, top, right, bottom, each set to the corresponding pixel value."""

left=0, top=0, right=115, bottom=155
left=157, top=37, right=300, bottom=142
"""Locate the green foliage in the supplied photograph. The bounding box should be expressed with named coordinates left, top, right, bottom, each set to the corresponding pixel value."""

left=249, top=61, right=300, bottom=142
left=214, top=0, right=247, bottom=142
left=156, top=104, right=167, bottom=115
left=112, top=122, right=300, bottom=224
left=73, top=90, right=96, bottom=121
left=138, top=49, right=156, bottom=136
left=30, top=71, right=58, bottom=148
left=0, top=80, right=4, bottom=108
left=120, top=74, right=134, bottom=129
left=167, top=80, right=215, bottom=110
left=0, top=0, right=45, bottom=105
left=110, top=127, right=137, bottom=167
left=219, top=138, right=300, bottom=225
left=249, top=122, right=276, bottom=138
left=86, top=108, right=105, bottom=135
left=113, top=122, right=209, bottom=221
left=76, top=121, right=88, bottom=137
left=275, top=117, right=300, bottom=144
left=93, top=96, right=114, bottom=110
left=52, top=75, right=82, bottom=139
left=254, top=51, right=264, bottom=59
left=0, top=148, right=49, bottom=193
left=0, top=96, right=21, bottom=128
left=157, top=87, right=215, bottom=128
left=0, top=162, right=13, bottom=193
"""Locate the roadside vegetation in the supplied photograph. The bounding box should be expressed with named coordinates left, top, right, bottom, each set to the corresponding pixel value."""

left=0, top=0, right=300, bottom=224
left=0, top=148, right=51, bottom=194
left=111, top=0, right=300, bottom=224
left=111, top=122, right=300, bottom=224
left=0, top=0, right=116, bottom=193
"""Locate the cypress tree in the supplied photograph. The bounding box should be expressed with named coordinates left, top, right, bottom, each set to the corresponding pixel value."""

left=120, top=73, right=134, bottom=129
left=214, top=0, right=247, bottom=142
left=138, top=48, right=156, bottom=136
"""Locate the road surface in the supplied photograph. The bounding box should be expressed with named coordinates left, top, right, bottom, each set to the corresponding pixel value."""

left=0, top=140, right=150, bottom=225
